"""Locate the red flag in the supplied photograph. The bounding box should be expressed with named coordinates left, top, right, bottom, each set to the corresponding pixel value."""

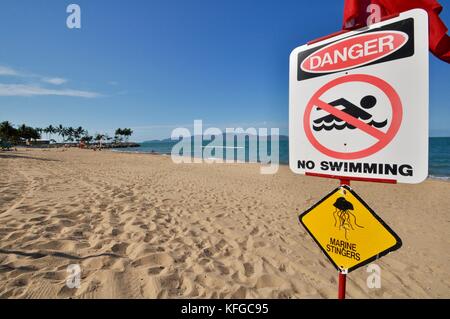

left=343, top=0, right=450, bottom=63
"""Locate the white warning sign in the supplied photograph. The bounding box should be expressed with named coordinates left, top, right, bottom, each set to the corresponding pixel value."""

left=289, top=9, right=429, bottom=184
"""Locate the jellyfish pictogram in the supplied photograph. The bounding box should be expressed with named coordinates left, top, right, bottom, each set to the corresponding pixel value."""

left=333, top=197, right=364, bottom=240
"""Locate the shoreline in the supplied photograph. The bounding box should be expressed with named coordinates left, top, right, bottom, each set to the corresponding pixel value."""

left=110, top=148, right=450, bottom=182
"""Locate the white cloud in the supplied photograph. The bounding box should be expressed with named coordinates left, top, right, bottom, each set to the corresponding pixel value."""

left=0, top=84, right=101, bottom=98
left=0, top=65, right=101, bottom=97
left=42, top=77, right=68, bottom=85
left=0, top=66, right=19, bottom=76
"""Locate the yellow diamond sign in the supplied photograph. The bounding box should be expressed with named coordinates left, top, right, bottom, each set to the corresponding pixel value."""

left=299, top=185, right=402, bottom=273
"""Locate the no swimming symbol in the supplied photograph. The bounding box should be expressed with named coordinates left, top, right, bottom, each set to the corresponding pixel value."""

left=303, top=74, right=403, bottom=160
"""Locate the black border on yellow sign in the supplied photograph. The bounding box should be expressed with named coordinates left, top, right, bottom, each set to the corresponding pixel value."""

left=298, top=185, right=402, bottom=273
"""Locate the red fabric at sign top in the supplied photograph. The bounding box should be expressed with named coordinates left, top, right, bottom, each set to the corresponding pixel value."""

left=342, top=0, right=450, bottom=63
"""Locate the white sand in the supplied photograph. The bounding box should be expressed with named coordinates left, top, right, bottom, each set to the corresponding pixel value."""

left=0, top=148, right=449, bottom=298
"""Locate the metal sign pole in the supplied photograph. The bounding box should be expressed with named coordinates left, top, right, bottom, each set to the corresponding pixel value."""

left=299, top=175, right=402, bottom=300
left=338, top=178, right=350, bottom=299
left=338, top=271, right=347, bottom=300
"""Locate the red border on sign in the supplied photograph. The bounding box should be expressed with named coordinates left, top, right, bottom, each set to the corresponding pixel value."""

left=303, top=74, right=402, bottom=160
left=305, top=172, right=397, bottom=184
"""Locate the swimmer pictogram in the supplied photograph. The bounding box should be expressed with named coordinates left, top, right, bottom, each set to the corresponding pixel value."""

left=303, top=74, right=403, bottom=160
left=313, top=95, right=388, bottom=132
left=333, top=197, right=364, bottom=240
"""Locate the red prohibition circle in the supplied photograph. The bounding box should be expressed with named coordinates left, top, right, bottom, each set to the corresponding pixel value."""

left=303, top=74, right=402, bottom=160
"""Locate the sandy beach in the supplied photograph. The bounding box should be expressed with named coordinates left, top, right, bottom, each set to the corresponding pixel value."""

left=0, top=148, right=449, bottom=298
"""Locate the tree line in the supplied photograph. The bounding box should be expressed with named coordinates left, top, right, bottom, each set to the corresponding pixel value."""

left=0, top=121, right=133, bottom=147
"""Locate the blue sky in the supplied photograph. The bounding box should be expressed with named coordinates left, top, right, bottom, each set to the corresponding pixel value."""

left=0, top=0, right=449, bottom=141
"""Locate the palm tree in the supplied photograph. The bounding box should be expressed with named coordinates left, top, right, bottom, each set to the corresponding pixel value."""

left=43, top=127, right=49, bottom=139
left=123, top=128, right=133, bottom=142
left=32, top=128, right=41, bottom=140
left=35, top=127, right=43, bottom=138
left=74, top=126, right=86, bottom=142
left=17, top=124, right=40, bottom=144
left=115, top=128, right=133, bottom=143
left=115, top=128, right=123, bottom=143
left=45, top=125, right=56, bottom=142
left=80, top=134, right=93, bottom=144
left=0, top=121, right=18, bottom=148
left=66, top=127, right=75, bottom=142
left=17, top=124, right=28, bottom=143
left=57, top=124, right=66, bottom=142
left=0, top=121, right=16, bottom=138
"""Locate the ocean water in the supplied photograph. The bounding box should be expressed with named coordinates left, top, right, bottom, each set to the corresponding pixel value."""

left=429, top=137, right=450, bottom=180
left=114, top=137, right=450, bottom=180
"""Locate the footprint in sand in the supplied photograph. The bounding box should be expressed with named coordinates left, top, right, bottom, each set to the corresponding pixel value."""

left=111, top=242, right=129, bottom=255
left=243, top=262, right=254, bottom=277
left=131, top=252, right=174, bottom=268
